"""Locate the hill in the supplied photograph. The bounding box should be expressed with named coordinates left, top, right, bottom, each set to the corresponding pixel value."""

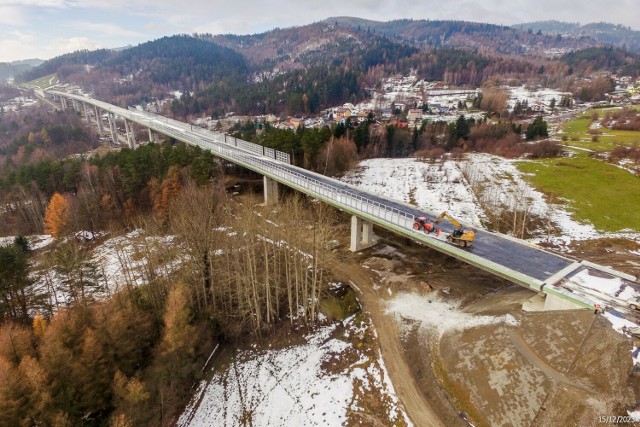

left=0, top=59, right=44, bottom=83
left=19, top=20, right=640, bottom=117
left=203, top=22, right=417, bottom=72
left=515, top=20, right=640, bottom=52
left=18, top=35, right=248, bottom=106
left=323, top=17, right=600, bottom=57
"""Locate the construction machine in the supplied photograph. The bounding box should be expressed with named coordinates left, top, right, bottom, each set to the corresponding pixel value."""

left=413, top=216, right=437, bottom=234
left=434, top=211, right=475, bottom=248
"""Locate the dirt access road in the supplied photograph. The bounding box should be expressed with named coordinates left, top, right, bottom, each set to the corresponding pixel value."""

left=327, top=235, right=637, bottom=427
left=329, top=257, right=446, bottom=427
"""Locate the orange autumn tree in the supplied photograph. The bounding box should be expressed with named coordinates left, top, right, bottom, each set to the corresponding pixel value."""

left=43, top=192, right=70, bottom=238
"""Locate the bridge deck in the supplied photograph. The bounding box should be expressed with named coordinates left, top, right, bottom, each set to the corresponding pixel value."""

left=46, top=91, right=638, bottom=310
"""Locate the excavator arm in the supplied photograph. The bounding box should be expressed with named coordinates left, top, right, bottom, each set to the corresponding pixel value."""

left=433, top=211, right=474, bottom=247
left=434, top=211, right=462, bottom=229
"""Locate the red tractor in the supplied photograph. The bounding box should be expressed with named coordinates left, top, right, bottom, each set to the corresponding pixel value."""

left=413, top=216, right=438, bottom=234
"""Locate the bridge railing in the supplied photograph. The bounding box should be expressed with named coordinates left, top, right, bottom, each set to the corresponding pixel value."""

left=52, top=91, right=416, bottom=231
left=127, top=106, right=291, bottom=164
left=176, top=128, right=417, bottom=230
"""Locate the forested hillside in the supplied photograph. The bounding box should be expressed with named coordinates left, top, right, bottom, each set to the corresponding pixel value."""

left=325, top=17, right=600, bottom=56
left=18, top=36, right=248, bottom=107
left=516, top=20, right=640, bottom=52
left=0, top=59, right=43, bottom=83
left=0, top=114, right=336, bottom=424
left=18, top=20, right=640, bottom=119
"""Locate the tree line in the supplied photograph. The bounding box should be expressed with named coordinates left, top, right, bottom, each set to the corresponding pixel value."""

left=0, top=173, right=336, bottom=425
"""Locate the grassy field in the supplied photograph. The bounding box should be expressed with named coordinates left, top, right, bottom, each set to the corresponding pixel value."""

left=516, top=151, right=640, bottom=233
left=26, top=74, right=59, bottom=89
left=559, top=107, right=640, bottom=152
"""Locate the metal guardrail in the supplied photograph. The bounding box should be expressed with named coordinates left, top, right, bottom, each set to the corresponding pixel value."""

left=127, top=106, right=291, bottom=164
left=52, top=91, right=414, bottom=231
left=46, top=91, right=619, bottom=311
left=162, top=123, right=418, bottom=230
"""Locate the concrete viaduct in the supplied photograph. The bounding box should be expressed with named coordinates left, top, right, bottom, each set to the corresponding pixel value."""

left=44, top=90, right=639, bottom=313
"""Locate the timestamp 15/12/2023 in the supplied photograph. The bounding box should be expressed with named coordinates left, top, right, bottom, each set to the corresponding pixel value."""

left=598, top=415, right=640, bottom=424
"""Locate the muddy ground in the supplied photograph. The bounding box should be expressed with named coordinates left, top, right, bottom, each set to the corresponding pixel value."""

left=329, top=223, right=639, bottom=427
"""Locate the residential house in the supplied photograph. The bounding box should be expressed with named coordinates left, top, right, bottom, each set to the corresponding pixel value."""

left=429, top=103, right=449, bottom=115
left=531, top=101, right=547, bottom=113
left=289, top=117, right=304, bottom=128
left=335, top=107, right=352, bottom=120
left=407, top=108, right=423, bottom=122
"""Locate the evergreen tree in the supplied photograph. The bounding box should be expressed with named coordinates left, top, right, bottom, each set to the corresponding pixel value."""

left=526, top=116, right=549, bottom=140
left=0, top=244, right=31, bottom=322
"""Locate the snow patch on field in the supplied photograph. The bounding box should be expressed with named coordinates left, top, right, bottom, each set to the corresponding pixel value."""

left=506, top=85, right=570, bottom=111
left=341, top=157, right=486, bottom=226
left=385, top=293, right=519, bottom=337
left=340, top=154, right=640, bottom=246
left=0, top=234, right=53, bottom=250
left=30, top=230, right=182, bottom=307
left=178, top=317, right=409, bottom=427
left=603, top=311, right=638, bottom=334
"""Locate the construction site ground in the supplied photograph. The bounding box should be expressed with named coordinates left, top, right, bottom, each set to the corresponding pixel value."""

left=330, top=225, right=639, bottom=427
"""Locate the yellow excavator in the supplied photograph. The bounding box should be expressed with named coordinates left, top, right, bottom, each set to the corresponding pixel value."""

left=434, top=211, right=475, bottom=248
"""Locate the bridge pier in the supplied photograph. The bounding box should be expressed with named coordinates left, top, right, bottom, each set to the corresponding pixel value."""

left=108, top=113, right=118, bottom=146
left=60, top=97, right=67, bottom=110
left=350, top=215, right=377, bottom=252
left=263, top=176, right=279, bottom=205
left=148, top=128, right=159, bottom=143
left=94, top=105, right=104, bottom=133
left=83, top=102, right=91, bottom=123
left=124, top=119, right=136, bottom=149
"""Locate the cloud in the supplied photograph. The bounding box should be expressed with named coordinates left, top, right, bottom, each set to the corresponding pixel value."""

left=52, top=36, right=103, bottom=53
left=1, top=0, right=66, bottom=7
left=0, top=36, right=40, bottom=62
left=0, top=5, right=26, bottom=26
left=73, top=22, right=145, bottom=38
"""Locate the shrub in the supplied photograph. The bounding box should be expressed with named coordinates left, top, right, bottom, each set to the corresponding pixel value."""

left=529, top=141, right=563, bottom=159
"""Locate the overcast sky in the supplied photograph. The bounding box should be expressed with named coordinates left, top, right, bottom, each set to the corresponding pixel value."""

left=1, top=0, right=639, bottom=63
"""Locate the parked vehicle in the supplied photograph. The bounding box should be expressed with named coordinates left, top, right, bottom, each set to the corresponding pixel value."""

left=413, top=216, right=437, bottom=234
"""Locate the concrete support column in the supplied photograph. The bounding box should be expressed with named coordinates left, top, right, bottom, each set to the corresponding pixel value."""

left=108, top=114, right=118, bottom=146
left=263, top=176, right=279, bottom=205
left=124, top=119, right=136, bottom=149
left=148, top=128, right=156, bottom=143
left=60, top=97, right=66, bottom=110
left=94, top=105, right=104, bottom=133
left=129, top=121, right=137, bottom=148
left=83, top=102, right=90, bottom=123
left=350, top=215, right=377, bottom=252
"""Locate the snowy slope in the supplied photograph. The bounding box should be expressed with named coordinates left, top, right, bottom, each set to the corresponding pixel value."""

left=341, top=157, right=486, bottom=227
left=30, top=230, right=181, bottom=307
left=178, top=316, right=409, bottom=427
left=340, top=154, right=640, bottom=247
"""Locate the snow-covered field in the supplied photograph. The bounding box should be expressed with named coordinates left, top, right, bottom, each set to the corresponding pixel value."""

left=506, top=85, right=571, bottom=111
left=29, top=230, right=181, bottom=307
left=561, top=268, right=640, bottom=312
left=178, top=316, right=408, bottom=427
left=340, top=154, right=640, bottom=247
left=341, top=157, right=486, bottom=227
